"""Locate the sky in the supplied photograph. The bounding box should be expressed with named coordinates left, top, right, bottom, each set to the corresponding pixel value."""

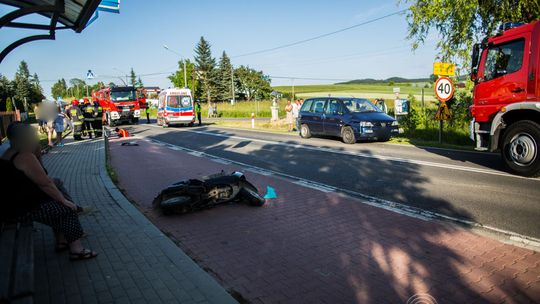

left=0, top=0, right=440, bottom=99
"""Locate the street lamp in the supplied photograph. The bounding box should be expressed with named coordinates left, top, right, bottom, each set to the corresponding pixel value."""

left=163, top=44, right=188, bottom=88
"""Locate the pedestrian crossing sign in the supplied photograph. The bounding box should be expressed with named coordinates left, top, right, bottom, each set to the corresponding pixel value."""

left=435, top=102, right=452, bottom=121
left=86, top=70, right=95, bottom=79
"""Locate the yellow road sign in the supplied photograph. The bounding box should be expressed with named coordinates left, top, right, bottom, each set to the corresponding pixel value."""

left=433, top=62, right=455, bottom=76
left=435, top=102, right=452, bottom=121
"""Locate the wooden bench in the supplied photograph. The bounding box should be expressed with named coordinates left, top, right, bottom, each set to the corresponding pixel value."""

left=0, top=222, right=34, bottom=304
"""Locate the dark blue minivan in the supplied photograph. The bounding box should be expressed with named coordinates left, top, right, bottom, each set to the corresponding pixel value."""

left=297, top=97, right=398, bottom=144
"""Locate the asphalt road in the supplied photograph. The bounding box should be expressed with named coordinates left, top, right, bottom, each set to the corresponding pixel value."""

left=126, top=123, right=540, bottom=239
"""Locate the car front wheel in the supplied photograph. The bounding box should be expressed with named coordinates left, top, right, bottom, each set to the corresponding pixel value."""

left=341, top=126, right=356, bottom=144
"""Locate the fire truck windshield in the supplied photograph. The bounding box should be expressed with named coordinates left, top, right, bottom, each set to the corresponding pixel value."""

left=111, top=90, right=136, bottom=102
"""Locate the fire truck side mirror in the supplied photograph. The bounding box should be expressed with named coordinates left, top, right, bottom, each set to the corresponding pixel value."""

left=470, top=43, right=481, bottom=82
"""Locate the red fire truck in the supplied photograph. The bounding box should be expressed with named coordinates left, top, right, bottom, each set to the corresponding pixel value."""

left=93, top=86, right=141, bottom=126
left=470, top=21, right=540, bottom=177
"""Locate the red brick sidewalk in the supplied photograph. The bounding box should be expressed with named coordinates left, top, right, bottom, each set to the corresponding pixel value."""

left=109, top=137, right=540, bottom=304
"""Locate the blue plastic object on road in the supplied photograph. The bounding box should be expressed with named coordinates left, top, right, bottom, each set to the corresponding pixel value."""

left=263, top=186, right=277, bottom=199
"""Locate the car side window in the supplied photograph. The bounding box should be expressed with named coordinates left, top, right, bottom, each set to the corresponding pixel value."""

left=484, top=38, right=525, bottom=81
left=325, top=100, right=342, bottom=115
left=301, top=99, right=314, bottom=112
left=312, top=100, right=326, bottom=114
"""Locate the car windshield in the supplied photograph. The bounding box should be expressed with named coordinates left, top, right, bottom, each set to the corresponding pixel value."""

left=167, top=95, right=191, bottom=108
left=342, top=99, right=381, bottom=113
left=110, top=90, right=136, bottom=102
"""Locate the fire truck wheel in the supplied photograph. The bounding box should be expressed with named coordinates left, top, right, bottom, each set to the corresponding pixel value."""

left=501, top=120, right=540, bottom=177
left=132, top=118, right=139, bottom=124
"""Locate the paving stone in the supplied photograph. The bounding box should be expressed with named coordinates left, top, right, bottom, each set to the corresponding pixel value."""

left=33, top=138, right=237, bottom=304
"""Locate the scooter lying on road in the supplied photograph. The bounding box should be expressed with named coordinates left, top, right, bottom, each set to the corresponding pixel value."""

left=152, top=171, right=265, bottom=214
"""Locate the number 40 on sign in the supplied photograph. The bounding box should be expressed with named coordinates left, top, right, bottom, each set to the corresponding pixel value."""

left=434, top=77, right=454, bottom=102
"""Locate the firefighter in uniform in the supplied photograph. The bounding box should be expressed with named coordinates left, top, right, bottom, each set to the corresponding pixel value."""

left=69, top=100, right=84, bottom=140
left=81, top=98, right=95, bottom=139
left=92, top=100, right=104, bottom=137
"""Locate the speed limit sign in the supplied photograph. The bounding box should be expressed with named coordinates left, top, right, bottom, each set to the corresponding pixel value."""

left=434, top=76, right=454, bottom=102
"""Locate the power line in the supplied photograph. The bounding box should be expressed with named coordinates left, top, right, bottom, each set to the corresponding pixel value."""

left=231, top=9, right=408, bottom=58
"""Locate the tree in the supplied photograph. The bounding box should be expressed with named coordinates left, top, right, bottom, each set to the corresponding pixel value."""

left=136, top=76, right=144, bottom=89
left=194, top=36, right=217, bottom=103
left=29, top=73, right=44, bottom=104
left=51, top=78, right=68, bottom=99
left=234, top=66, right=272, bottom=101
left=129, top=68, right=137, bottom=87
left=0, top=74, right=13, bottom=110
left=216, top=51, right=234, bottom=102
left=403, top=0, right=540, bottom=66
left=168, top=59, right=199, bottom=94
left=69, top=78, right=87, bottom=98
left=6, top=97, right=14, bottom=112
left=14, top=61, right=31, bottom=110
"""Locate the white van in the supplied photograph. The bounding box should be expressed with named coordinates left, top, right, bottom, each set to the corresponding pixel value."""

left=157, top=88, right=195, bottom=127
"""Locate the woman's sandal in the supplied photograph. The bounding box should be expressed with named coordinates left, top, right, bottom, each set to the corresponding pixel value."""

left=55, top=242, right=69, bottom=252
left=69, top=249, right=98, bottom=261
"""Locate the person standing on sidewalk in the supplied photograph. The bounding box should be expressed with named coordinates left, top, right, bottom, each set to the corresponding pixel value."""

left=195, top=101, right=202, bottom=126
left=53, top=107, right=65, bottom=147
left=81, top=98, right=94, bottom=139
left=34, top=103, right=46, bottom=134
left=145, top=106, right=151, bottom=124
left=69, top=100, right=84, bottom=140
left=207, top=103, right=213, bottom=118
left=0, top=122, right=98, bottom=260
left=285, top=100, right=293, bottom=132
left=92, top=100, right=103, bottom=138
left=292, top=100, right=300, bottom=131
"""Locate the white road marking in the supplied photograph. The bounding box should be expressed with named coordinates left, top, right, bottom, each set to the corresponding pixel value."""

left=245, top=167, right=273, bottom=176
left=293, top=180, right=336, bottom=193
left=188, top=151, right=204, bottom=157
left=157, top=127, right=537, bottom=180
left=211, top=158, right=232, bottom=165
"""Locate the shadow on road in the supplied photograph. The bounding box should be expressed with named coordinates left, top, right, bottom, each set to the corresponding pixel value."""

left=109, top=125, right=535, bottom=303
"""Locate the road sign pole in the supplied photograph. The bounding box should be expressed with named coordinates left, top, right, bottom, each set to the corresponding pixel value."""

left=439, top=119, right=443, bottom=144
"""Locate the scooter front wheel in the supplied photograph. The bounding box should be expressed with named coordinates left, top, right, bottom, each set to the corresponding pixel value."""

left=240, top=186, right=265, bottom=206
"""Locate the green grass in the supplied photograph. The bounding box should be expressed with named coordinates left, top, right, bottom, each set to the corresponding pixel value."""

left=273, top=82, right=436, bottom=100
left=199, top=100, right=288, bottom=118
left=393, top=127, right=474, bottom=149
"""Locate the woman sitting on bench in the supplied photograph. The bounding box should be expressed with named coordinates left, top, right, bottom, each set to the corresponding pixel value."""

left=0, top=122, right=97, bottom=261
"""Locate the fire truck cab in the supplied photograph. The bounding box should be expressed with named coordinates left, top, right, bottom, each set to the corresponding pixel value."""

left=94, top=86, right=141, bottom=126
left=157, top=88, right=195, bottom=127
left=470, top=21, right=540, bottom=177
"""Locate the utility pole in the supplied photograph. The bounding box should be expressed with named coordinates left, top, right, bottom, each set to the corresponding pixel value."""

left=291, top=78, right=295, bottom=100
left=183, top=61, right=187, bottom=88
left=231, top=66, right=235, bottom=105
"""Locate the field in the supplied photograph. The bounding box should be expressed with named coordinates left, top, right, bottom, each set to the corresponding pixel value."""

left=273, top=82, right=437, bottom=103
